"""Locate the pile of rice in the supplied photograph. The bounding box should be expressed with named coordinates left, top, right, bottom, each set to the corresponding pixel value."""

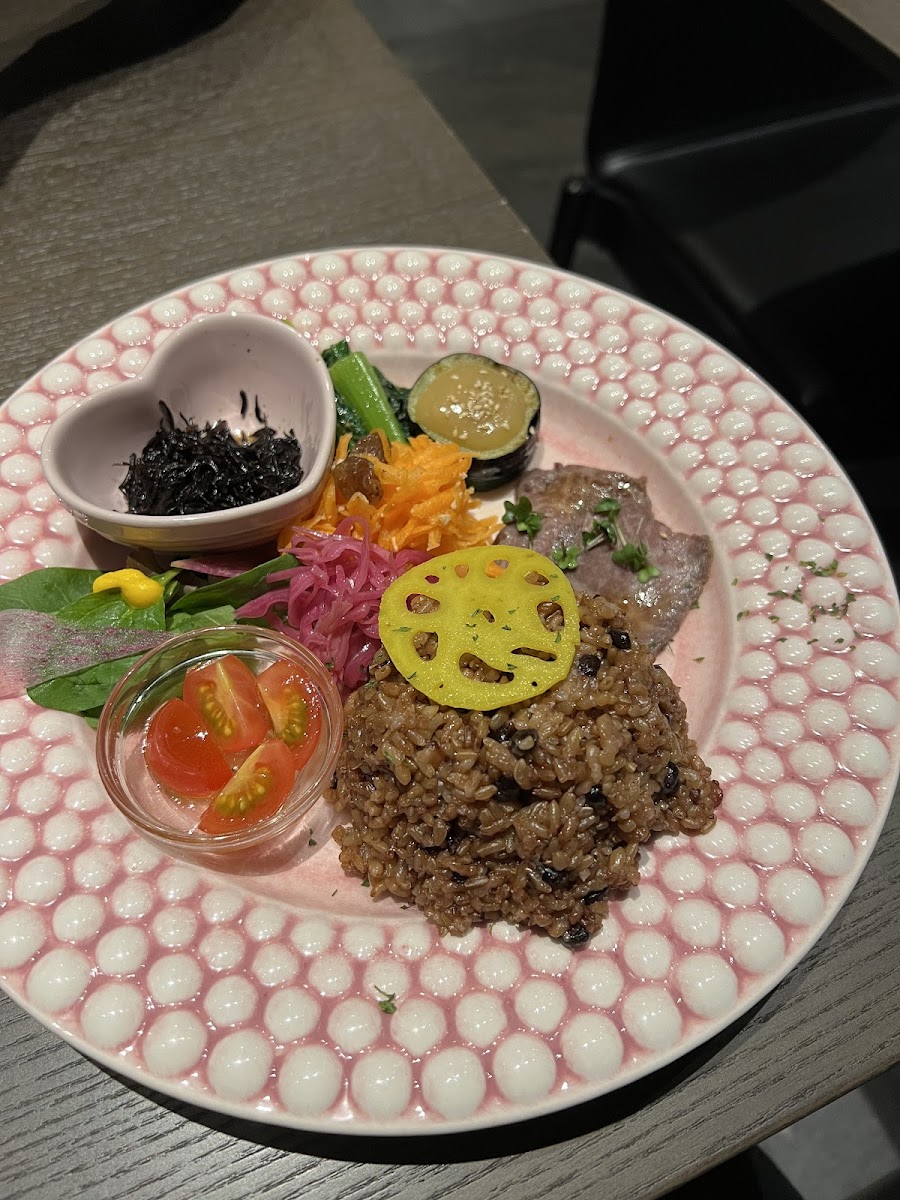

left=330, top=594, right=721, bottom=947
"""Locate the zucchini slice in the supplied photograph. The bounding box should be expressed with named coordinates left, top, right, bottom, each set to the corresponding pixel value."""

left=407, top=353, right=540, bottom=490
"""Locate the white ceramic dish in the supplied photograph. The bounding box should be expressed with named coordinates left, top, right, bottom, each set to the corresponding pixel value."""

left=0, top=246, right=897, bottom=1136
left=39, top=312, right=335, bottom=553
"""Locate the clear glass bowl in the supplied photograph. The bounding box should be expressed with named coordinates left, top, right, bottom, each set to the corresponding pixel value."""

left=97, top=625, right=344, bottom=872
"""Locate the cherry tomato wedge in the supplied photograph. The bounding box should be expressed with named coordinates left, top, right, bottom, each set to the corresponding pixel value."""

left=183, top=653, right=271, bottom=755
left=255, top=661, right=323, bottom=770
left=144, top=698, right=233, bottom=799
left=197, top=738, right=295, bottom=834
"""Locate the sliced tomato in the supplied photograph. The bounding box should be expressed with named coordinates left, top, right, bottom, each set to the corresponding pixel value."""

left=144, top=698, right=232, bottom=799
left=182, top=653, right=271, bottom=755
left=255, top=660, right=323, bottom=770
left=197, top=738, right=295, bottom=834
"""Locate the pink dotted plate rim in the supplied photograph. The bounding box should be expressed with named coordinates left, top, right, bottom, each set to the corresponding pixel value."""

left=0, top=245, right=898, bottom=1136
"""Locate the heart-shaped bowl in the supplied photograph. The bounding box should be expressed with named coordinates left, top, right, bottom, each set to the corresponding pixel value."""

left=39, top=313, right=336, bottom=554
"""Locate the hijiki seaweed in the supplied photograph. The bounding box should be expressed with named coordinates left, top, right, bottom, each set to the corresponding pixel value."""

left=120, top=395, right=303, bottom=516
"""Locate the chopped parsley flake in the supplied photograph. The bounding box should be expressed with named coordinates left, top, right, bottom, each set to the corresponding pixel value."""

left=374, top=986, right=397, bottom=1015
left=800, top=558, right=842, bottom=577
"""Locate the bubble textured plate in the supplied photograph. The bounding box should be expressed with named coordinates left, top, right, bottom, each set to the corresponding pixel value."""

left=1, top=247, right=898, bottom=1134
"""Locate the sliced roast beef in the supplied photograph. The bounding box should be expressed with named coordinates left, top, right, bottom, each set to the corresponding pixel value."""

left=495, top=465, right=712, bottom=653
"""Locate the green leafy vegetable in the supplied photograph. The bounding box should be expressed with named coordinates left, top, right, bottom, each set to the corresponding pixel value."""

left=7, top=552, right=293, bottom=720
left=334, top=390, right=369, bottom=446
left=372, top=365, right=416, bottom=440
left=329, top=351, right=407, bottom=444
left=502, top=497, right=542, bottom=542
left=550, top=544, right=582, bottom=571
left=581, top=497, right=621, bottom=551
left=28, top=655, right=144, bottom=714
left=578, top=497, right=660, bottom=583
left=325, top=342, right=416, bottom=447
left=168, top=604, right=237, bottom=633
left=0, top=568, right=102, bottom=613
left=169, top=555, right=294, bottom=614
left=55, top=570, right=177, bottom=632
left=611, top=541, right=660, bottom=584
left=322, top=341, right=352, bottom=369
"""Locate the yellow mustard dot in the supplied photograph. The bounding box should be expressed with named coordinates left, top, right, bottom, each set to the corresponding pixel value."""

left=92, top=569, right=164, bottom=609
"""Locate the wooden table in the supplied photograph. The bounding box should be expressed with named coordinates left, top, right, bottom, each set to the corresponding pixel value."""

left=1, top=2, right=898, bottom=1198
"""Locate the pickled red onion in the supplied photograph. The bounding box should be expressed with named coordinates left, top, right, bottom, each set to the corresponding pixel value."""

left=236, top=518, right=428, bottom=697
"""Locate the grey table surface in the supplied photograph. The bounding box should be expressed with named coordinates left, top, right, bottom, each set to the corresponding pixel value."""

left=1, top=2, right=898, bottom=1198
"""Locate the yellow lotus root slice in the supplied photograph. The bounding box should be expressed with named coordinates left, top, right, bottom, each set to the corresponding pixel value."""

left=378, top=545, right=580, bottom=709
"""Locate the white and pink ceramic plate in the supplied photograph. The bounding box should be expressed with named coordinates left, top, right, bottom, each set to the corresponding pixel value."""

left=0, top=247, right=897, bottom=1134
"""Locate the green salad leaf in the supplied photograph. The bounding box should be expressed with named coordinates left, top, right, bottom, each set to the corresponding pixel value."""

left=168, top=604, right=238, bottom=633
left=170, top=555, right=294, bottom=614
left=4, top=552, right=290, bottom=722
left=0, top=568, right=102, bottom=613
left=55, top=571, right=177, bottom=632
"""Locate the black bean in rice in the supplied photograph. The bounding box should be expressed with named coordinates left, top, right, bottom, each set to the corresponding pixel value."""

left=329, top=594, right=722, bottom=944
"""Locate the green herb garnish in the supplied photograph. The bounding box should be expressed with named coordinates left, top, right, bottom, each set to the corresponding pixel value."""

left=578, top=497, right=660, bottom=583
left=374, top=986, right=397, bottom=1014
left=610, top=540, right=660, bottom=584
left=502, top=497, right=542, bottom=542
left=551, top=544, right=582, bottom=571
left=800, top=558, right=841, bottom=577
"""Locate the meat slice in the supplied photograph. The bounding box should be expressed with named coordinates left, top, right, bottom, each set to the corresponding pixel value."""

left=495, top=465, right=712, bottom=653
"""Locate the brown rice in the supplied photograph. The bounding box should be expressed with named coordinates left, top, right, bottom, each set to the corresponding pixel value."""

left=330, top=594, right=721, bottom=947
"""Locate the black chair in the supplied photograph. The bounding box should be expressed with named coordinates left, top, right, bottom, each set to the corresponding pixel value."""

left=549, top=0, right=900, bottom=561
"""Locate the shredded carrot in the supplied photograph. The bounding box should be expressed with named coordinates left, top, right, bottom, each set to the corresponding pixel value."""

left=280, top=435, right=501, bottom=555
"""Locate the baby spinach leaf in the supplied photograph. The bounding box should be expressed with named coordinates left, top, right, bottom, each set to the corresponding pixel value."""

left=55, top=571, right=177, bottom=633
left=168, top=604, right=237, bottom=632
left=0, top=568, right=101, bottom=613
left=169, top=554, right=294, bottom=615
left=27, top=655, right=143, bottom=714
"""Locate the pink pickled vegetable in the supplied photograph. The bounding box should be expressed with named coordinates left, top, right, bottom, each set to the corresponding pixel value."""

left=237, top=518, right=428, bottom=696
left=171, top=551, right=268, bottom=578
